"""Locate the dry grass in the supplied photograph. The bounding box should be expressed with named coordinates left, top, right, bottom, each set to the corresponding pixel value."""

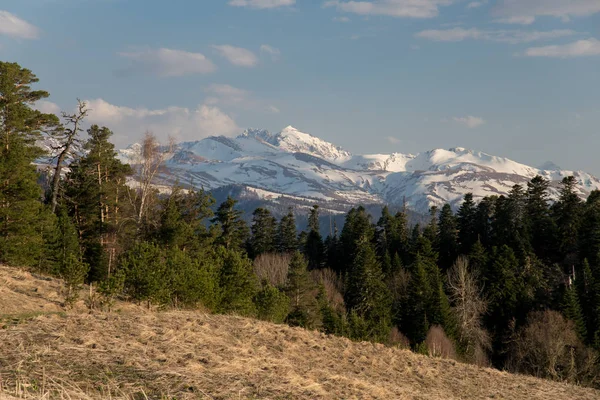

left=1, top=265, right=599, bottom=400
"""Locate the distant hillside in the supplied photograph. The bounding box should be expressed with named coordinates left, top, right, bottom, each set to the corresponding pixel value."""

left=1, top=265, right=598, bottom=400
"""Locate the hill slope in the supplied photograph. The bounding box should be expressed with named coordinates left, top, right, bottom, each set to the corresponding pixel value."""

left=1, top=265, right=598, bottom=400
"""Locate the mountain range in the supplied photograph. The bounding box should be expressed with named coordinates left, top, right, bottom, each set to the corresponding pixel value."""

left=117, top=126, right=600, bottom=215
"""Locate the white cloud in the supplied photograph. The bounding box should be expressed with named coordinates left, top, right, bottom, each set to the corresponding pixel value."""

left=33, top=100, right=61, bottom=115
left=522, top=38, right=600, bottom=58
left=205, top=84, right=251, bottom=106
left=494, top=16, right=535, bottom=25
left=228, top=0, right=295, bottom=9
left=0, top=11, right=39, bottom=39
left=453, top=116, right=485, bottom=128
left=260, top=44, right=281, bottom=60
left=416, top=28, right=578, bottom=44
left=493, top=0, right=600, bottom=24
left=333, top=16, right=351, bottom=22
left=324, top=0, right=454, bottom=18
left=118, top=47, right=216, bottom=77
left=204, top=84, right=280, bottom=114
left=84, top=98, right=239, bottom=146
left=386, top=136, right=401, bottom=144
left=467, top=1, right=487, bottom=9
left=212, top=45, right=259, bottom=67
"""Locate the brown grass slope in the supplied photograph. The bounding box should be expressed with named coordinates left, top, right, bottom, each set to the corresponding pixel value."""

left=0, top=265, right=598, bottom=400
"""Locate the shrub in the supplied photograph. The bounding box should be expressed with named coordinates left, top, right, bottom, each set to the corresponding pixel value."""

left=425, top=325, right=457, bottom=360
left=388, top=327, right=410, bottom=349
left=509, top=310, right=600, bottom=385
left=254, top=281, right=290, bottom=323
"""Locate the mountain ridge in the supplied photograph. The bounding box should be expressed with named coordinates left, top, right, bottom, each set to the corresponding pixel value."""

left=114, top=125, right=600, bottom=213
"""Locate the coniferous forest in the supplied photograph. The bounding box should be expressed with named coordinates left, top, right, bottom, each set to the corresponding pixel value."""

left=2, top=61, right=600, bottom=388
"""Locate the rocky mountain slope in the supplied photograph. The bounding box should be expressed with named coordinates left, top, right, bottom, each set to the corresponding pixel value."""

left=119, top=126, right=600, bottom=213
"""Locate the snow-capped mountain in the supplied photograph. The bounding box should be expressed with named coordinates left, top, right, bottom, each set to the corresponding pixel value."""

left=118, top=126, right=600, bottom=214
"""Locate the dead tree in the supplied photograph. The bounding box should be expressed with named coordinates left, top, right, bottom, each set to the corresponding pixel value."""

left=49, top=99, right=88, bottom=213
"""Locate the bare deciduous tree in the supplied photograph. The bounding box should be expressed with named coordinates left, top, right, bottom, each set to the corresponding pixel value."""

left=447, top=256, right=491, bottom=366
left=425, top=325, right=457, bottom=359
left=253, top=252, right=291, bottom=288
left=49, top=99, right=88, bottom=213
left=130, top=131, right=174, bottom=224
left=509, top=310, right=599, bottom=385
left=311, top=267, right=345, bottom=312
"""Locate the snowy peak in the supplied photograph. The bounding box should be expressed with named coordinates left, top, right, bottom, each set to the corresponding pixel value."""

left=270, top=125, right=352, bottom=162
left=238, top=128, right=274, bottom=143
left=539, top=161, right=562, bottom=171
left=118, top=126, right=600, bottom=214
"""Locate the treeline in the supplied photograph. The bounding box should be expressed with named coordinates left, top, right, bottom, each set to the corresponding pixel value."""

left=1, top=61, right=600, bottom=388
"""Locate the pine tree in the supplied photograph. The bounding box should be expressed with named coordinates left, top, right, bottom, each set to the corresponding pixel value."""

left=157, top=187, right=195, bottom=249
left=249, top=208, right=277, bottom=258
left=404, top=253, right=432, bottom=344
left=345, top=238, right=392, bottom=341
left=525, top=175, right=557, bottom=262
left=579, top=192, right=600, bottom=268
left=276, top=207, right=297, bottom=253
left=438, top=203, right=458, bottom=272
left=457, top=193, right=478, bottom=255
left=391, top=210, right=410, bottom=264
left=484, top=245, right=519, bottom=362
left=285, top=251, right=321, bottom=329
left=0, top=62, right=59, bottom=267
left=121, top=242, right=168, bottom=306
left=166, top=247, right=220, bottom=309
left=474, top=196, right=496, bottom=248
left=304, top=205, right=325, bottom=269
left=423, top=206, right=439, bottom=247
left=561, top=281, right=587, bottom=342
left=254, top=281, right=290, bottom=323
left=64, top=125, right=132, bottom=281
left=217, top=249, right=257, bottom=316
left=553, top=176, right=583, bottom=268
left=212, top=196, right=249, bottom=252
left=339, top=206, right=373, bottom=274
left=469, top=239, right=488, bottom=274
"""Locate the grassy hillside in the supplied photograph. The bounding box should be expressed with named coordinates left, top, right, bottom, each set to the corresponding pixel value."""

left=0, top=265, right=598, bottom=400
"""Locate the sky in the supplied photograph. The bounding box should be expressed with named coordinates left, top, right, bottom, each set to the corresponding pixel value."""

left=1, top=0, right=600, bottom=174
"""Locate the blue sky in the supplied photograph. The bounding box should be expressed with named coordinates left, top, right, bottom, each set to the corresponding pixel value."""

left=2, top=0, right=600, bottom=173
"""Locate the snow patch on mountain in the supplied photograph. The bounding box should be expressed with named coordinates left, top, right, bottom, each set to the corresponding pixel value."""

left=117, top=126, right=600, bottom=213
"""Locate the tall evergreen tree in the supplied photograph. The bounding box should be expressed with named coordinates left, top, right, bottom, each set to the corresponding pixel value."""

left=276, top=207, right=297, bottom=253
left=0, top=62, right=59, bottom=266
left=553, top=176, right=583, bottom=269
left=285, top=251, right=321, bottom=329
left=345, top=238, right=392, bottom=341
left=457, top=193, right=478, bottom=255
left=249, top=207, right=277, bottom=258
left=474, top=195, right=496, bottom=248
left=304, top=205, right=325, bottom=269
left=403, top=253, right=432, bottom=344
left=339, top=206, right=373, bottom=274
left=217, top=249, right=257, bottom=316
left=212, top=196, right=249, bottom=252
left=579, top=191, right=600, bottom=268
left=438, top=203, right=458, bottom=271
left=561, top=281, right=587, bottom=342
left=525, top=175, right=557, bottom=262
left=64, top=125, right=132, bottom=281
